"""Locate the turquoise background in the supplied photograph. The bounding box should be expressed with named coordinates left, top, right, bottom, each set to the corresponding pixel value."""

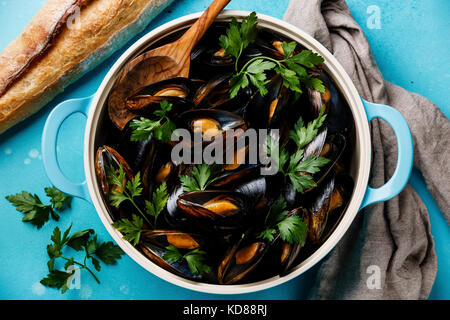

left=0, top=0, right=448, bottom=299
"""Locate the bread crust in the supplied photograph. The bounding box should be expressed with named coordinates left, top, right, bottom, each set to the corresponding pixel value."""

left=0, top=0, right=173, bottom=134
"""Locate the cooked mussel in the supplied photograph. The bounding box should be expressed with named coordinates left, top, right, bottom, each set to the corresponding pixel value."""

left=217, top=229, right=274, bottom=284
left=279, top=207, right=308, bottom=275
left=307, top=175, right=335, bottom=242
left=177, top=191, right=249, bottom=218
left=140, top=230, right=209, bottom=280
left=244, top=75, right=293, bottom=129
left=125, top=77, right=196, bottom=113
left=176, top=109, right=247, bottom=142
left=193, top=73, right=254, bottom=114
left=176, top=191, right=251, bottom=233
left=95, top=145, right=134, bottom=197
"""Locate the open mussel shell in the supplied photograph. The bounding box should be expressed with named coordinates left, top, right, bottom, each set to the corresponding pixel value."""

left=244, top=75, right=293, bottom=129
left=95, top=145, right=141, bottom=221
left=217, top=229, right=275, bottom=284
left=254, top=29, right=293, bottom=60
left=125, top=77, right=197, bottom=114
left=193, top=73, right=254, bottom=114
left=176, top=191, right=252, bottom=233
left=233, top=177, right=267, bottom=212
left=312, top=133, right=347, bottom=186
left=95, top=145, right=134, bottom=197
left=177, top=191, right=249, bottom=218
left=139, top=143, right=179, bottom=199
left=139, top=230, right=209, bottom=280
left=113, top=126, right=156, bottom=174
left=279, top=207, right=308, bottom=275
left=108, top=51, right=185, bottom=131
left=317, top=174, right=354, bottom=242
left=319, top=73, right=353, bottom=135
left=165, top=185, right=187, bottom=228
left=208, top=140, right=261, bottom=187
left=307, top=175, right=335, bottom=242
left=175, top=109, right=247, bottom=144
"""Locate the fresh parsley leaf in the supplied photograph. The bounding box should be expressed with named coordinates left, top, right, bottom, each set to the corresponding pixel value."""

left=295, top=156, right=330, bottom=174
left=229, top=73, right=249, bottom=98
left=106, top=164, right=154, bottom=227
left=289, top=107, right=327, bottom=149
left=129, top=100, right=176, bottom=143
left=67, top=229, right=94, bottom=251
left=288, top=49, right=324, bottom=68
left=45, top=187, right=72, bottom=211
left=284, top=123, right=330, bottom=193
left=112, top=214, right=145, bottom=246
left=126, top=172, right=143, bottom=199
left=184, top=249, right=212, bottom=276
left=276, top=66, right=302, bottom=93
left=259, top=196, right=308, bottom=245
left=162, top=245, right=183, bottom=263
left=281, top=41, right=297, bottom=59
left=219, top=12, right=258, bottom=63
left=5, top=189, right=71, bottom=229
left=180, top=164, right=217, bottom=192
left=130, top=117, right=159, bottom=142
left=94, top=241, right=124, bottom=265
left=41, top=226, right=124, bottom=294
left=258, top=228, right=277, bottom=242
left=220, top=13, right=325, bottom=98
left=300, top=75, right=326, bottom=93
left=40, top=269, right=74, bottom=294
left=163, top=246, right=211, bottom=276
left=277, top=215, right=308, bottom=245
left=145, top=182, right=169, bottom=218
left=264, top=196, right=289, bottom=227
left=287, top=172, right=317, bottom=193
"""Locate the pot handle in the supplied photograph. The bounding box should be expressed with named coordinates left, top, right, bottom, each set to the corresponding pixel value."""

left=41, top=95, right=94, bottom=202
left=359, top=99, right=413, bottom=209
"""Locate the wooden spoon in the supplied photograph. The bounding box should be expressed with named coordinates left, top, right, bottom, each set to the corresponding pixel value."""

left=109, top=0, right=232, bottom=130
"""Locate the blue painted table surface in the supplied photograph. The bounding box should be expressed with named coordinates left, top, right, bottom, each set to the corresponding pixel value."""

left=0, top=0, right=448, bottom=300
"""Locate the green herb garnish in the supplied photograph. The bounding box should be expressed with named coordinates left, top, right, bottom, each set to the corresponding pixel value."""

left=107, top=165, right=169, bottom=242
left=6, top=187, right=72, bottom=229
left=258, top=197, right=308, bottom=245
left=129, top=100, right=176, bottom=142
left=289, top=106, right=327, bottom=149
left=219, top=12, right=325, bottom=98
left=180, top=163, right=217, bottom=192
left=163, top=245, right=211, bottom=276
left=41, top=225, right=124, bottom=294
left=266, top=109, right=330, bottom=193
left=112, top=214, right=145, bottom=246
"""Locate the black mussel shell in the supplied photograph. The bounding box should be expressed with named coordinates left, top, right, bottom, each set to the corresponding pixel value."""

left=307, top=175, right=335, bottom=242
left=217, top=228, right=275, bottom=284
left=279, top=207, right=308, bottom=275
left=140, top=230, right=210, bottom=280
left=176, top=191, right=252, bottom=233
left=244, top=75, right=293, bottom=129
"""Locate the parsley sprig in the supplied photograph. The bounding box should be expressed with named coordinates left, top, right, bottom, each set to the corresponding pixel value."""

left=107, top=164, right=169, bottom=244
left=258, top=197, right=308, bottom=245
left=163, top=245, right=211, bottom=276
left=129, top=100, right=176, bottom=142
left=6, top=187, right=72, bottom=229
left=219, top=12, right=325, bottom=98
left=179, top=164, right=217, bottom=192
left=266, top=109, right=330, bottom=193
left=41, top=225, right=124, bottom=293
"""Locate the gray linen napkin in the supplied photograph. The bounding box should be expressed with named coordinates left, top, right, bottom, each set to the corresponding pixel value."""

left=284, top=0, right=450, bottom=299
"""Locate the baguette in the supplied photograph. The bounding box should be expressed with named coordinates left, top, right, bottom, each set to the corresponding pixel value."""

left=0, top=0, right=174, bottom=134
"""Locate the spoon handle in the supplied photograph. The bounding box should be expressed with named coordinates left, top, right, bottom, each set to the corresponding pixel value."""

left=179, top=0, right=231, bottom=50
